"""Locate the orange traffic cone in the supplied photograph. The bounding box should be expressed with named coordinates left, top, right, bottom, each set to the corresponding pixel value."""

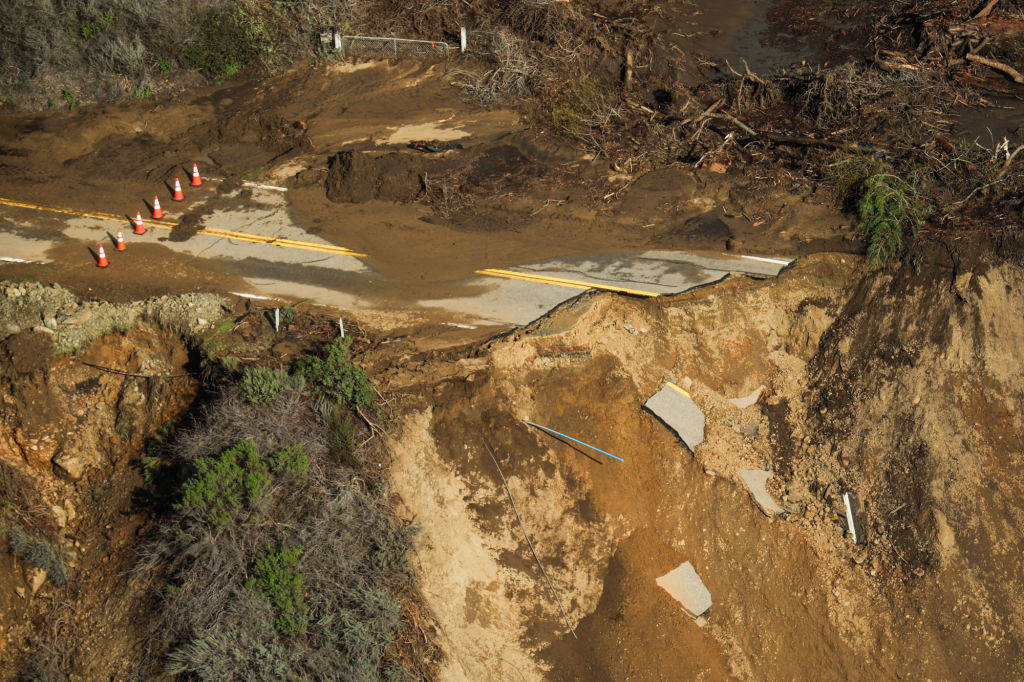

left=191, top=163, right=202, bottom=187
left=134, top=211, right=147, bottom=234
left=115, top=230, right=127, bottom=251
left=97, top=245, right=109, bottom=267
left=173, top=178, right=185, bottom=201
left=152, top=196, right=164, bottom=220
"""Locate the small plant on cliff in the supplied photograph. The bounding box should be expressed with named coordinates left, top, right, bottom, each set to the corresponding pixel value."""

left=266, top=445, right=308, bottom=478
left=6, top=527, right=67, bottom=586
left=245, top=546, right=309, bottom=636
left=857, top=173, right=931, bottom=267
left=177, top=439, right=269, bottom=525
left=296, top=336, right=373, bottom=407
left=239, top=367, right=304, bottom=406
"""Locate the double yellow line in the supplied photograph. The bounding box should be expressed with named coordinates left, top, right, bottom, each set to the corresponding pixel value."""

left=2, top=197, right=668, bottom=296
left=475, top=267, right=660, bottom=297
left=0, top=197, right=366, bottom=258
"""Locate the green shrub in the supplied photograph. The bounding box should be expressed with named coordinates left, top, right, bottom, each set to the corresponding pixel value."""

left=60, top=88, right=77, bottom=110
left=245, top=546, right=309, bottom=637
left=178, top=440, right=269, bottom=525
left=146, top=360, right=422, bottom=679
left=267, top=445, right=308, bottom=478
left=297, top=336, right=373, bottom=407
left=279, top=305, right=296, bottom=327
left=239, top=367, right=290, bottom=406
left=827, top=151, right=891, bottom=204
left=857, top=174, right=931, bottom=267
left=7, top=527, right=67, bottom=586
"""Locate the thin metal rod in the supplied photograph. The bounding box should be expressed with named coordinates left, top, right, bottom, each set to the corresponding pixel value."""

left=523, top=420, right=624, bottom=462
left=482, top=439, right=578, bottom=640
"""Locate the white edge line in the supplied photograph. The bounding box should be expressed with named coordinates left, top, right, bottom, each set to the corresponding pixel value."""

left=0, top=257, right=42, bottom=264
left=242, top=181, right=289, bottom=192
left=741, top=255, right=792, bottom=265
left=228, top=291, right=278, bottom=301
left=443, top=322, right=477, bottom=329
left=843, top=492, right=859, bottom=544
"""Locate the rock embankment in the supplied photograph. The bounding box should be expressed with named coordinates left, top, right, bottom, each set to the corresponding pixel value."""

left=0, top=281, right=225, bottom=353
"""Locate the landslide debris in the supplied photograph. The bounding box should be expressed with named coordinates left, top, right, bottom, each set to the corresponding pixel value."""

left=326, top=151, right=426, bottom=204
left=375, top=249, right=1024, bottom=681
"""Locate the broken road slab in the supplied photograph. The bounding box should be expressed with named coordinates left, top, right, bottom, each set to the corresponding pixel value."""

left=657, top=561, right=712, bottom=619
left=739, top=470, right=785, bottom=515
left=645, top=382, right=705, bottom=451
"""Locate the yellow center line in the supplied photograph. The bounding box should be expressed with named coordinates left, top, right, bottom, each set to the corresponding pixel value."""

left=0, top=197, right=366, bottom=258
left=665, top=381, right=692, bottom=398
left=474, top=268, right=591, bottom=290
left=476, top=268, right=661, bottom=297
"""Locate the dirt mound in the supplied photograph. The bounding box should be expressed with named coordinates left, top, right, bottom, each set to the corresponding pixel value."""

left=325, top=151, right=425, bottom=204
left=214, top=110, right=311, bottom=156
left=0, top=331, right=54, bottom=377
left=376, top=251, right=1024, bottom=680
left=463, top=144, right=542, bottom=191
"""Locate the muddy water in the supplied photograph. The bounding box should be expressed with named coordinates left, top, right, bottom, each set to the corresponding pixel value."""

left=653, top=0, right=818, bottom=83
left=952, top=95, right=1024, bottom=142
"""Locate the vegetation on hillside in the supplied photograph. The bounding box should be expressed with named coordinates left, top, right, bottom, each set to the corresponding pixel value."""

left=134, top=332, right=432, bottom=680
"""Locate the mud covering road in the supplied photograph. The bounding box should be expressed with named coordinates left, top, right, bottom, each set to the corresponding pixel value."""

left=0, top=58, right=855, bottom=338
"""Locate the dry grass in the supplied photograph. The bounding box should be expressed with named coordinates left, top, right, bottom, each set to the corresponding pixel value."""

left=136, top=377, right=435, bottom=680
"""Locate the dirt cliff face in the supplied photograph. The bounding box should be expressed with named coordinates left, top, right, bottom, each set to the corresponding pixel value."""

left=0, top=285, right=219, bottom=679
left=378, top=251, right=1024, bottom=680
left=788, top=249, right=1024, bottom=676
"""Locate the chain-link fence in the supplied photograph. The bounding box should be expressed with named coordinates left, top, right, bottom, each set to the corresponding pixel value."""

left=337, top=36, right=450, bottom=61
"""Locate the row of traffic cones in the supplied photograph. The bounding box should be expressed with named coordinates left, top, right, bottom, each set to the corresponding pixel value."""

left=151, top=164, right=201, bottom=219
left=97, top=163, right=204, bottom=267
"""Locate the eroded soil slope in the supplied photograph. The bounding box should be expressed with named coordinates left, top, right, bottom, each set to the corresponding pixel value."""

left=375, top=249, right=1024, bottom=680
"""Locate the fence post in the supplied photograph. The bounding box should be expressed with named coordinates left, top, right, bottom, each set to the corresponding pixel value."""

left=393, top=37, right=398, bottom=57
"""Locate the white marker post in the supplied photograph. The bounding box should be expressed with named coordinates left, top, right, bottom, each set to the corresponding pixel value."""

left=339, top=317, right=345, bottom=338
left=274, top=308, right=280, bottom=333
left=460, top=26, right=467, bottom=53
left=843, top=492, right=862, bottom=545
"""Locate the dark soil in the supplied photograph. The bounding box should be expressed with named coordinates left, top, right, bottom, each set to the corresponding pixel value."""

left=326, top=151, right=426, bottom=203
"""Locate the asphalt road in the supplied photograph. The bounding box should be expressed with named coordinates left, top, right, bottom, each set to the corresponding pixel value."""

left=0, top=188, right=793, bottom=328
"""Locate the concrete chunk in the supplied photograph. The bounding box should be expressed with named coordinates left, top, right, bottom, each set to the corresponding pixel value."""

left=645, top=384, right=704, bottom=451
left=739, top=470, right=785, bottom=515
left=657, top=561, right=712, bottom=618
left=728, top=385, right=766, bottom=409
